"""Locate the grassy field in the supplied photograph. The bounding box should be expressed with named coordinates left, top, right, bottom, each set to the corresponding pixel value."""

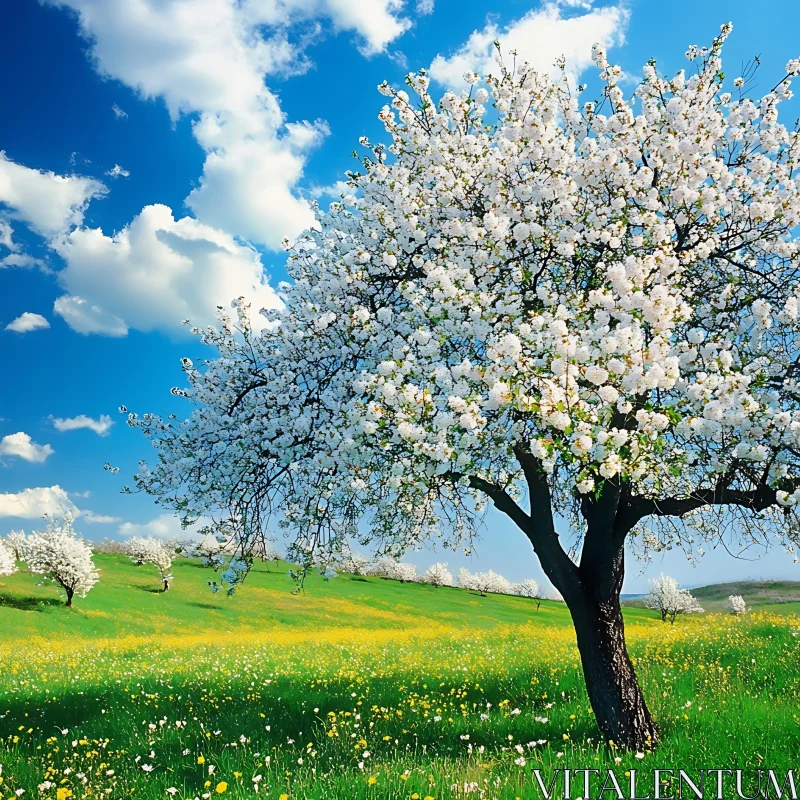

left=2, top=555, right=800, bottom=799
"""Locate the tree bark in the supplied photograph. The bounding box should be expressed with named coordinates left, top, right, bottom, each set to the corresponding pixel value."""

left=163, top=579, right=170, bottom=591
left=468, top=457, right=659, bottom=750
left=566, top=585, right=658, bottom=751
left=65, top=587, right=74, bottom=607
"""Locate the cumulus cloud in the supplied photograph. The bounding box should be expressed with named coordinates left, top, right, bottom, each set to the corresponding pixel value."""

left=416, top=0, right=434, bottom=14
left=46, top=0, right=412, bottom=251
left=0, top=432, right=54, bottom=463
left=0, top=152, right=107, bottom=238
left=5, top=312, right=50, bottom=333
left=429, top=1, right=629, bottom=88
left=0, top=486, right=78, bottom=518
left=118, top=513, right=206, bottom=541
left=186, top=119, right=329, bottom=250
left=54, top=204, right=282, bottom=335
left=52, top=296, right=128, bottom=337
left=52, top=414, right=114, bottom=436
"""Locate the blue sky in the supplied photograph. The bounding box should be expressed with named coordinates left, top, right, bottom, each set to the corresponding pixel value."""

left=2, top=0, right=800, bottom=592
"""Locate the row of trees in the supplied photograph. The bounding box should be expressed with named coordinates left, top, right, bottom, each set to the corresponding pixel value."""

left=333, top=551, right=556, bottom=604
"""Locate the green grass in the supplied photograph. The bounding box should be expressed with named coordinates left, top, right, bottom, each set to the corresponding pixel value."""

left=2, top=556, right=800, bottom=799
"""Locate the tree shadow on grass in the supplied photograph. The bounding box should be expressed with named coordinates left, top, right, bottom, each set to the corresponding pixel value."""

left=0, top=592, right=63, bottom=611
left=187, top=601, right=222, bottom=610
left=135, top=586, right=166, bottom=594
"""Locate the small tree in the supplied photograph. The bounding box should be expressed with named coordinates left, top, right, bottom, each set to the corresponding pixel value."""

left=644, top=574, right=703, bottom=624
left=125, top=536, right=174, bottom=591
left=0, top=540, right=17, bottom=577
left=337, top=550, right=372, bottom=576
left=94, top=538, right=128, bottom=555
left=368, top=556, right=416, bottom=582
left=420, top=562, right=453, bottom=587
left=727, top=594, right=747, bottom=615
left=130, top=29, right=800, bottom=749
left=5, top=530, right=27, bottom=561
left=25, top=516, right=98, bottom=606
left=460, top=568, right=512, bottom=596
left=514, top=578, right=543, bottom=609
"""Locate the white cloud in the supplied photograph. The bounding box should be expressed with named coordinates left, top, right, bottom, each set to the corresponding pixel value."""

left=0, top=432, right=54, bottom=463
left=5, top=312, right=50, bottom=333
left=1, top=253, right=43, bottom=269
left=119, top=513, right=205, bottom=541
left=54, top=204, right=282, bottom=335
left=416, top=0, right=434, bottom=14
left=83, top=510, right=121, bottom=524
left=0, top=220, right=16, bottom=251
left=0, top=486, right=78, bottom=518
left=0, top=151, right=107, bottom=238
left=46, top=0, right=412, bottom=251
left=111, top=103, right=128, bottom=119
left=186, top=119, right=329, bottom=250
left=52, top=414, right=114, bottom=436
left=105, top=164, right=130, bottom=179
left=429, top=1, right=629, bottom=88
left=52, top=296, right=128, bottom=337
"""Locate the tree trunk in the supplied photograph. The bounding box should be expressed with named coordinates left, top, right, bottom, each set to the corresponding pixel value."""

left=163, top=579, right=170, bottom=591
left=65, top=587, right=74, bottom=607
left=566, top=589, right=658, bottom=751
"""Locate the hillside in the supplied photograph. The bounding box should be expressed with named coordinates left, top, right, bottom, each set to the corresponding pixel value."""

left=0, top=553, right=581, bottom=643
left=623, top=578, right=800, bottom=613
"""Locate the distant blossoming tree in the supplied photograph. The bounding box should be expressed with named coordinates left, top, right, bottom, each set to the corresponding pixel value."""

left=367, top=556, right=416, bottom=582
left=514, top=578, right=543, bottom=609
left=644, top=574, right=703, bottom=623
left=94, top=538, right=127, bottom=555
left=727, top=594, right=747, bottom=614
left=337, top=550, right=372, bottom=576
left=459, top=567, right=513, bottom=596
left=129, top=27, right=800, bottom=749
left=26, top=516, right=99, bottom=606
left=420, top=561, right=453, bottom=587
left=0, top=540, right=17, bottom=577
left=125, top=536, right=174, bottom=591
left=5, top=530, right=27, bottom=561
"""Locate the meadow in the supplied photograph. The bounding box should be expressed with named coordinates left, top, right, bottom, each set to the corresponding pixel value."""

left=1, top=555, right=800, bottom=799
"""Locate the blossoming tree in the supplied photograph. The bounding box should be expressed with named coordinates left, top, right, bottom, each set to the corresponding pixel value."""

left=129, top=27, right=800, bottom=748
left=25, top=516, right=99, bottom=606
left=459, top=567, right=513, bottom=596
left=420, top=561, right=453, bottom=587
left=125, top=536, right=174, bottom=591
left=727, top=594, right=747, bottom=614
left=514, top=578, right=543, bottom=609
left=644, top=574, right=703, bottom=623
left=0, top=540, right=17, bottom=577
left=5, top=530, right=27, bottom=561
